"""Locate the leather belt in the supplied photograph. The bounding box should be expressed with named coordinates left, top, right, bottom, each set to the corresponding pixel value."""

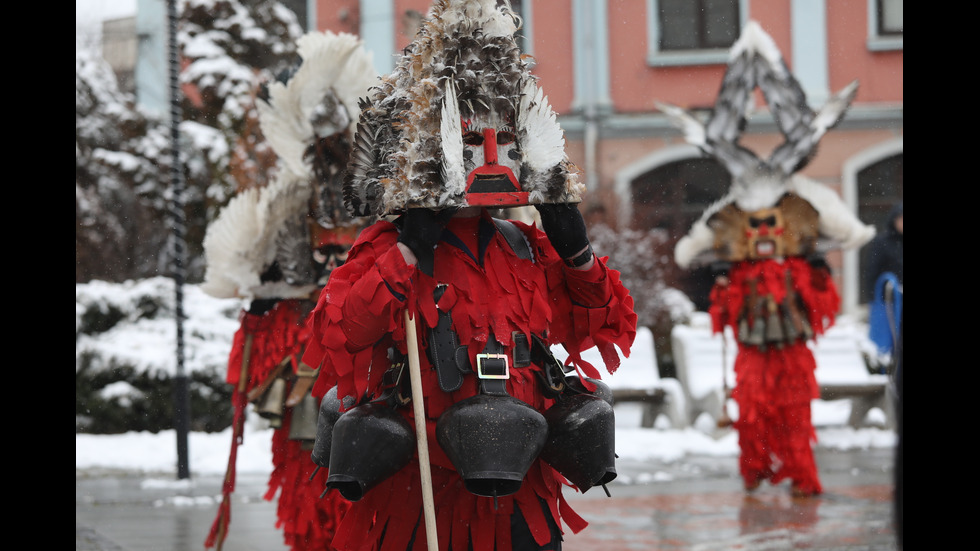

left=428, top=306, right=531, bottom=394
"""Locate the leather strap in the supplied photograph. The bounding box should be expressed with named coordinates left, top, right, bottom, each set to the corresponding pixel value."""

left=284, top=362, right=319, bottom=407
left=246, top=358, right=291, bottom=402
left=427, top=218, right=533, bottom=392
left=493, top=218, right=533, bottom=261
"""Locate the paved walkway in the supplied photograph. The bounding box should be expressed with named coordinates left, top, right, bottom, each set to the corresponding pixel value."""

left=77, top=447, right=899, bottom=551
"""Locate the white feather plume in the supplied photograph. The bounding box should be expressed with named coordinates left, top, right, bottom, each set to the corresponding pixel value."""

left=655, top=101, right=706, bottom=148
left=733, top=20, right=783, bottom=71
left=200, top=187, right=263, bottom=299
left=258, top=31, right=377, bottom=178
left=253, top=168, right=312, bottom=270
left=518, top=79, right=566, bottom=173
left=789, top=175, right=875, bottom=250
left=442, top=0, right=518, bottom=38
left=674, top=220, right=717, bottom=270
left=730, top=166, right=788, bottom=212
left=440, top=79, right=467, bottom=200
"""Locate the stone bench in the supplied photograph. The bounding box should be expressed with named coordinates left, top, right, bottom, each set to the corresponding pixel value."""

left=671, top=313, right=894, bottom=430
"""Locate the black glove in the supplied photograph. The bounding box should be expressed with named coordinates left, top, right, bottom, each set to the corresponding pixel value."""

left=709, top=260, right=732, bottom=280
left=248, top=298, right=279, bottom=316
left=807, top=254, right=830, bottom=271
left=535, top=203, right=592, bottom=267
left=397, top=208, right=456, bottom=258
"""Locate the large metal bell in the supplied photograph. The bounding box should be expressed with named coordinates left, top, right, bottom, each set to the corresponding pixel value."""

left=436, top=394, right=548, bottom=498
left=326, top=402, right=415, bottom=501
left=540, top=393, right=617, bottom=493
left=255, top=377, right=287, bottom=427
left=310, top=387, right=344, bottom=468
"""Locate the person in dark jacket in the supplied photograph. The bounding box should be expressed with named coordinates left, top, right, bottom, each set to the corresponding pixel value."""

left=864, top=201, right=903, bottom=294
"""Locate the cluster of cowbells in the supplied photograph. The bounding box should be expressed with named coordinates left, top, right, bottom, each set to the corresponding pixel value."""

left=310, top=378, right=618, bottom=503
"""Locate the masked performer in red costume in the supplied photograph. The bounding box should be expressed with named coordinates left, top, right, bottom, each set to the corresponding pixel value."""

left=300, top=2, right=637, bottom=550
left=201, top=31, right=377, bottom=550
left=662, top=22, right=875, bottom=498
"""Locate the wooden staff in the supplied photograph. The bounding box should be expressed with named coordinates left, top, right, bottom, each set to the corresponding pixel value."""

left=404, top=309, right=439, bottom=551
left=717, top=327, right=733, bottom=428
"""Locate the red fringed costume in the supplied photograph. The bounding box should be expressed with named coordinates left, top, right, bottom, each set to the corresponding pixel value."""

left=708, top=257, right=839, bottom=496
left=206, top=299, right=352, bottom=550
left=302, top=211, right=637, bottom=551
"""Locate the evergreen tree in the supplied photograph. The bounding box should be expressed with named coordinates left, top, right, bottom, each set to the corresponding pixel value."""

left=75, top=0, right=304, bottom=284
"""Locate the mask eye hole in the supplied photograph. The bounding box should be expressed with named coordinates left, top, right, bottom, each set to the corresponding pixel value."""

left=316, top=246, right=349, bottom=267
left=462, top=131, right=484, bottom=146
left=748, top=216, right=777, bottom=228
left=496, top=131, right=516, bottom=145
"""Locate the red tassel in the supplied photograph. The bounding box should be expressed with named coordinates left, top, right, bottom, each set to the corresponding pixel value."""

left=204, top=497, right=232, bottom=549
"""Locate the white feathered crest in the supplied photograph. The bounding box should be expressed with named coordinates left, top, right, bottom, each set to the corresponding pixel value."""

left=201, top=31, right=377, bottom=300
left=343, top=0, right=583, bottom=217
left=665, top=21, right=874, bottom=269
left=199, top=187, right=264, bottom=299
left=257, top=31, right=377, bottom=179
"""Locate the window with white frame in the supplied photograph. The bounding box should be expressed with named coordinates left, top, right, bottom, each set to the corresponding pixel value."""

left=647, top=0, right=743, bottom=67
left=868, top=0, right=903, bottom=51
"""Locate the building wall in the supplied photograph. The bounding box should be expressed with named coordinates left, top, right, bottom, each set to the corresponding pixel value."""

left=311, top=0, right=903, bottom=315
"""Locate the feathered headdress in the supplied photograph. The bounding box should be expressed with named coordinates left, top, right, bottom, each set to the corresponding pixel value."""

left=344, top=0, right=584, bottom=217
left=662, top=21, right=875, bottom=269
left=201, top=31, right=377, bottom=300
left=258, top=30, right=378, bottom=232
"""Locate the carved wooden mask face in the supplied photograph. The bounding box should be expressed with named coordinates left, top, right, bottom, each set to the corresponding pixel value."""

left=461, top=110, right=525, bottom=206
left=709, top=194, right=820, bottom=262
left=744, top=207, right=785, bottom=259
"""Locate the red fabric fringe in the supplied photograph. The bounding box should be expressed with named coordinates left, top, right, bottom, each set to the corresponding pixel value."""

left=301, top=212, right=637, bottom=551
left=226, top=300, right=313, bottom=392
left=208, top=298, right=352, bottom=550
left=267, top=405, right=352, bottom=550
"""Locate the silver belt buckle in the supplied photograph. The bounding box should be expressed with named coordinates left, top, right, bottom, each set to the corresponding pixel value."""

left=476, top=353, right=509, bottom=379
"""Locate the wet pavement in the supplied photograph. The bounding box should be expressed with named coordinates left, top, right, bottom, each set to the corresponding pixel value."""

left=77, top=447, right=899, bottom=551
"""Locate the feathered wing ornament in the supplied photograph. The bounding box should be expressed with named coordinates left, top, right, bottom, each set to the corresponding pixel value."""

left=519, top=78, right=585, bottom=203
left=202, top=31, right=377, bottom=300
left=200, top=188, right=263, bottom=299
left=257, top=31, right=377, bottom=180
left=663, top=20, right=874, bottom=269
left=344, top=0, right=582, bottom=216
left=249, top=169, right=320, bottom=299
left=440, top=78, right=467, bottom=199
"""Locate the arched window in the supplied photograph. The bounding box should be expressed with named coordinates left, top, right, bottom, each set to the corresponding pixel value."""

left=631, top=157, right=730, bottom=310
